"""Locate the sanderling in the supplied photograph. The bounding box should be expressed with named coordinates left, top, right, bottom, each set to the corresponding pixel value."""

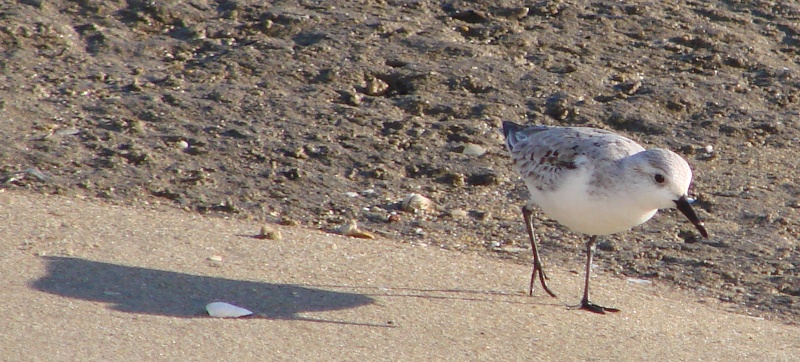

left=502, top=121, right=708, bottom=314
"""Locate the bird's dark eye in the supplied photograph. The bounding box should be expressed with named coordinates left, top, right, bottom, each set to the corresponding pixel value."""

left=654, top=174, right=665, bottom=183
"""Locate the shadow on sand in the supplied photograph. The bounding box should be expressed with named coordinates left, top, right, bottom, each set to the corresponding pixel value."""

left=31, top=256, right=375, bottom=322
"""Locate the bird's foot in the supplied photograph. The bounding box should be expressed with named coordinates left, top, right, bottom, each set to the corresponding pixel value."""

left=572, top=299, right=620, bottom=314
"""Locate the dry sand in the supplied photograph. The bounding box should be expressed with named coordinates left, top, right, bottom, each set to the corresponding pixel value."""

left=1, top=189, right=797, bottom=361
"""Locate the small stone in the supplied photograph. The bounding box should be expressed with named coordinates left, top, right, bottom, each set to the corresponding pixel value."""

left=597, top=240, right=617, bottom=251
left=442, top=172, right=466, bottom=187
left=704, top=145, right=714, bottom=153
left=283, top=168, right=303, bottom=180
left=129, top=120, right=146, bottom=134
left=499, top=6, right=529, bottom=19
left=24, top=168, right=50, bottom=182
left=501, top=246, right=528, bottom=254
left=289, top=147, right=308, bottom=159
left=208, top=255, right=223, bottom=262
left=177, top=140, right=190, bottom=149
left=467, top=171, right=499, bottom=186
left=364, top=76, right=389, bottom=96
left=401, top=193, right=433, bottom=213
left=449, top=209, right=468, bottom=218
left=469, top=210, right=491, bottom=221
left=335, top=219, right=375, bottom=239
left=55, top=128, right=80, bottom=136
left=279, top=217, right=299, bottom=226
left=258, top=225, right=282, bottom=240
left=344, top=91, right=363, bottom=106
left=461, top=143, right=486, bottom=156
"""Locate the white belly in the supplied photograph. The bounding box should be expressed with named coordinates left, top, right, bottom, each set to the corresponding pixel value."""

left=524, top=171, right=658, bottom=236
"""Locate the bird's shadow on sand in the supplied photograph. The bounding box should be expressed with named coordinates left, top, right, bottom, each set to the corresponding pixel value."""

left=31, top=256, right=376, bottom=324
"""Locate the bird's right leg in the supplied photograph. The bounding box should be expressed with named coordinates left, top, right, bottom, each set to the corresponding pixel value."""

left=575, top=235, right=620, bottom=314
left=523, top=204, right=557, bottom=298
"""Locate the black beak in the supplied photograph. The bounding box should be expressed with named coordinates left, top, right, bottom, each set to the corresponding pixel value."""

left=675, top=195, right=709, bottom=238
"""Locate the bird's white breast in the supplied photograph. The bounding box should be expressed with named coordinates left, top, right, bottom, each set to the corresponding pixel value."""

left=524, top=168, right=659, bottom=235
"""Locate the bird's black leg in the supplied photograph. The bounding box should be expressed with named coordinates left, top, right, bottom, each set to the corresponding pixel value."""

left=575, top=235, right=620, bottom=314
left=522, top=205, right=557, bottom=298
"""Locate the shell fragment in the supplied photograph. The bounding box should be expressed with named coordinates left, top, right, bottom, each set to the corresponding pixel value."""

left=206, top=302, right=253, bottom=318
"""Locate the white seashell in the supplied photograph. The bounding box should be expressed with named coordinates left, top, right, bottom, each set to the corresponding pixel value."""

left=206, top=302, right=253, bottom=318
left=401, top=193, right=432, bottom=213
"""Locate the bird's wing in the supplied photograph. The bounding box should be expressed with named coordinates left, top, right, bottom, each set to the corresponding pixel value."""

left=504, top=123, right=644, bottom=191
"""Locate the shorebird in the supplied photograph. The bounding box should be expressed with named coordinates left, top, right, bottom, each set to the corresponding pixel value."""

left=502, top=121, right=708, bottom=313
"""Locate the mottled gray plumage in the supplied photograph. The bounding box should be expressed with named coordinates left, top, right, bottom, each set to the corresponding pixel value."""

left=503, top=123, right=645, bottom=192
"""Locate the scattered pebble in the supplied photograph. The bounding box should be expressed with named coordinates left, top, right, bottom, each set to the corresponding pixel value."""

left=24, top=168, right=50, bottom=182
left=442, top=172, right=466, bottom=187
left=345, top=191, right=359, bottom=197
left=283, top=168, right=303, bottom=180
left=597, top=239, right=617, bottom=252
left=364, top=76, right=389, bottom=96
left=704, top=145, right=714, bottom=153
left=449, top=209, right=468, bottom=218
left=177, top=140, right=190, bottom=149
left=129, top=120, right=146, bottom=134
left=401, top=193, right=433, bottom=213
left=461, top=143, right=486, bottom=156
left=208, top=254, right=223, bottom=262
left=627, top=278, right=653, bottom=285
left=336, top=219, right=375, bottom=239
left=469, top=210, right=492, bottom=221
left=501, top=246, right=528, bottom=253
left=289, top=146, right=308, bottom=159
left=55, top=128, right=80, bottom=136
left=344, top=91, right=363, bottom=106
left=257, top=225, right=282, bottom=240
left=466, top=171, right=499, bottom=186
left=206, top=302, right=253, bottom=318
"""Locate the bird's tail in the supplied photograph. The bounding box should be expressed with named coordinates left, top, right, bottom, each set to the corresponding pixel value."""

left=502, top=121, right=525, bottom=151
